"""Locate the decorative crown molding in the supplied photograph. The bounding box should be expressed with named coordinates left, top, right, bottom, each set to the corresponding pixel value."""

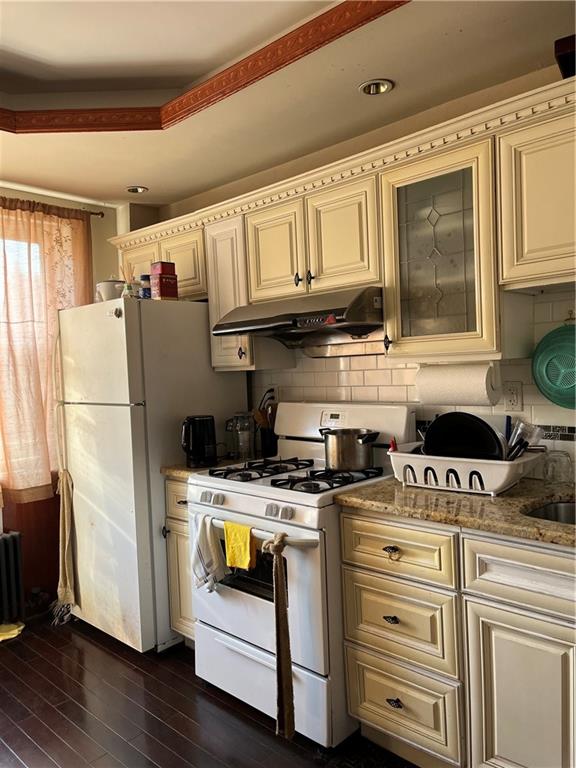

left=0, top=1, right=408, bottom=135
left=110, top=78, right=575, bottom=250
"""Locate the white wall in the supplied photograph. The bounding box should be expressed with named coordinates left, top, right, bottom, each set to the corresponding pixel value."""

left=0, top=186, right=118, bottom=291
left=252, top=286, right=576, bottom=463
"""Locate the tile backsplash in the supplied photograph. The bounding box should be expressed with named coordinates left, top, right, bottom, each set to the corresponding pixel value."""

left=251, top=288, right=575, bottom=461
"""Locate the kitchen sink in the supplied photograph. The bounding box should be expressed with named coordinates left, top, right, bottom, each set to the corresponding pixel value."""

left=523, top=501, right=575, bottom=525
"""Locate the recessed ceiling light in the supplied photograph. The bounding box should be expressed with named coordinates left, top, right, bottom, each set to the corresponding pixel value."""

left=126, top=185, right=149, bottom=194
left=358, top=79, right=394, bottom=96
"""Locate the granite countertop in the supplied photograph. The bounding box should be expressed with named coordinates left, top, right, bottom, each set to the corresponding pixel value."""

left=335, top=478, right=576, bottom=548
left=161, top=461, right=236, bottom=480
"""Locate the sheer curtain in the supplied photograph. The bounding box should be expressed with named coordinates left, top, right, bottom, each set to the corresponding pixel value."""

left=0, top=197, right=92, bottom=503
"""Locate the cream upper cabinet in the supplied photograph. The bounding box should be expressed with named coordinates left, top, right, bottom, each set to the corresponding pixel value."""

left=246, top=199, right=307, bottom=302
left=205, top=216, right=295, bottom=370
left=306, top=177, right=380, bottom=292
left=380, top=139, right=498, bottom=358
left=465, top=598, right=575, bottom=768
left=205, top=216, right=253, bottom=369
left=498, top=114, right=576, bottom=289
left=160, top=228, right=207, bottom=299
left=121, top=241, right=160, bottom=282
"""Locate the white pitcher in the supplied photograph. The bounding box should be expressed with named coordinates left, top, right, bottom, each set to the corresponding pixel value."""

left=94, top=280, right=124, bottom=302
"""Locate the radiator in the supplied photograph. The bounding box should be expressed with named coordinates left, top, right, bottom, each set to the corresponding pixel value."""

left=0, top=532, right=25, bottom=623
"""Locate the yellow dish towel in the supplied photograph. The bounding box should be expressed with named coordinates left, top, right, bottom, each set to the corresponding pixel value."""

left=224, top=521, right=256, bottom=570
left=0, top=622, right=24, bottom=642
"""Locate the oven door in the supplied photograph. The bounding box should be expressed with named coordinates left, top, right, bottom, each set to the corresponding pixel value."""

left=189, top=504, right=329, bottom=676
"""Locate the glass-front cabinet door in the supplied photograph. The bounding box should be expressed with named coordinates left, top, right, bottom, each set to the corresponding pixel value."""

left=380, top=140, right=498, bottom=357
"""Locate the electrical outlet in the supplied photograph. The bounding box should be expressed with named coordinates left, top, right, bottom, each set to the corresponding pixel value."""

left=503, top=380, right=523, bottom=411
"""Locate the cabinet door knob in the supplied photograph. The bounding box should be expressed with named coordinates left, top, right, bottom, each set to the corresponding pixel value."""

left=306, top=270, right=315, bottom=285
left=161, top=525, right=171, bottom=538
left=383, top=335, right=393, bottom=353
left=383, top=615, right=400, bottom=624
left=386, top=698, right=403, bottom=709
left=114, top=307, right=123, bottom=318
left=293, top=272, right=303, bottom=286
left=237, top=347, right=247, bottom=359
left=382, top=545, right=401, bottom=560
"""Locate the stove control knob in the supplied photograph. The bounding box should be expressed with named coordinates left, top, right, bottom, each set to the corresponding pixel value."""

left=265, top=503, right=279, bottom=518
left=280, top=506, right=295, bottom=520
left=200, top=491, right=213, bottom=504
left=212, top=493, right=225, bottom=506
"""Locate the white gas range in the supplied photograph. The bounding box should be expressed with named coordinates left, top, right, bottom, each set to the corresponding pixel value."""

left=187, top=402, right=415, bottom=747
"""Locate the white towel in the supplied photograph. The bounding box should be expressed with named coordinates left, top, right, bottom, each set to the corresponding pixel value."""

left=190, top=512, right=230, bottom=592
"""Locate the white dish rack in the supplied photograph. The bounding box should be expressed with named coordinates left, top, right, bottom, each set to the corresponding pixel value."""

left=389, top=443, right=544, bottom=496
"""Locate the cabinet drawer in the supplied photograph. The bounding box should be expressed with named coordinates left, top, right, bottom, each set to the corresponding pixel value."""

left=462, top=535, right=576, bottom=621
left=196, top=623, right=330, bottom=747
left=346, top=645, right=461, bottom=763
left=341, top=515, right=457, bottom=588
left=165, top=480, right=189, bottom=521
left=343, top=567, right=458, bottom=677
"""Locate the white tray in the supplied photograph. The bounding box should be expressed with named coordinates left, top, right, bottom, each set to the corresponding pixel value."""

left=389, top=443, right=544, bottom=496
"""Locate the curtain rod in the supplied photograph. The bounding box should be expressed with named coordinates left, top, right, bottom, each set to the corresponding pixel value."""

left=88, top=211, right=105, bottom=218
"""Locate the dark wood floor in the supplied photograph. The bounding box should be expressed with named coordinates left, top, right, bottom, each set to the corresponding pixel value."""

left=0, top=617, right=415, bottom=768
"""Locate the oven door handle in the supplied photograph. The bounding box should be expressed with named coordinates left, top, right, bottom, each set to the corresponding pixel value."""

left=214, top=636, right=276, bottom=670
left=200, top=516, right=319, bottom=549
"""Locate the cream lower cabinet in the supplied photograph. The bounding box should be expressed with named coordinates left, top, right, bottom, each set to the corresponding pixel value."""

left=159, top=228, right=207, bottom=299
left=498, top=114, right=576, bottom=289
left=165, top=480, right=195, bottom=640
left=343, top=514, right=576, bottom=768
left=342, top=512, right=463, bottom=767
left=462, top=533, right=576, bottom=768
left=465, top=598, right=575, bottom=768
left=205, top=216, right=294, bottom=371
left=380, top=139, right=499, bottom=358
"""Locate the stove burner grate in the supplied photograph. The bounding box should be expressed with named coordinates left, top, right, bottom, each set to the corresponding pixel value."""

left=208, top=457, right=315, bottom=481
left=270, top=466, right=384, bottom=493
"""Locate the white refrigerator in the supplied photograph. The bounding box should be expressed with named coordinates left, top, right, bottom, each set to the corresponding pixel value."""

left=58, top=298, right=246, bottom=652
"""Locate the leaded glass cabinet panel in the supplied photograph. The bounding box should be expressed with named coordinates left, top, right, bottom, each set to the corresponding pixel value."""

left=380, top=140, right=499, bottom=358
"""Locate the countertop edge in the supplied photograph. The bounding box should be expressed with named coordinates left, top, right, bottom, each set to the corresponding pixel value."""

left=336, top=478, right=575, bottom=548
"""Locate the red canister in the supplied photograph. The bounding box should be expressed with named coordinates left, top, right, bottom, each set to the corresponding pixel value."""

left=151, top=273, right=178, bottom=300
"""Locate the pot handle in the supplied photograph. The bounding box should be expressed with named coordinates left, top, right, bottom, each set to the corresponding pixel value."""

left=357, top=431, right=379, bottom=445
left=319, top=428, right=330, bottom=436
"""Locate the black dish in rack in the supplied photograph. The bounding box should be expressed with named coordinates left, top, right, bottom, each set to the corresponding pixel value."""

left=271, top=467, right=384, bottom=494
left=208, top=457, right=314, bottom=482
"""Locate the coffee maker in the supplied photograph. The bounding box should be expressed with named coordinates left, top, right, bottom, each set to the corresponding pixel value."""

left=181, top=415, right=217, bottom=468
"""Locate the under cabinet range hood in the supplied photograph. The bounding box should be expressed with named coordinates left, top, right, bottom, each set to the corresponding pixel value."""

left=212, top=287, right=383, bottom=348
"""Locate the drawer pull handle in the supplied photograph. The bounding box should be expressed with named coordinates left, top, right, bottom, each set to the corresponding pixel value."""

left=383, top=615, right=400, bottom=624
left=177, top=500, right=188, bottom=506
left=382, top=545, right=401, bottom=560
left=386, top=697, right=403, bottom=709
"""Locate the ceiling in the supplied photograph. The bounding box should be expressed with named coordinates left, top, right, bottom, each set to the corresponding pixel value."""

left=0, top=1, right=574, bottom=207
left=0, top=1, right=332, bottom=100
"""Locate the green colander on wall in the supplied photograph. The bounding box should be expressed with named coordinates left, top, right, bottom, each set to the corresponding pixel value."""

left=532, top=324, right=576, bottom=409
